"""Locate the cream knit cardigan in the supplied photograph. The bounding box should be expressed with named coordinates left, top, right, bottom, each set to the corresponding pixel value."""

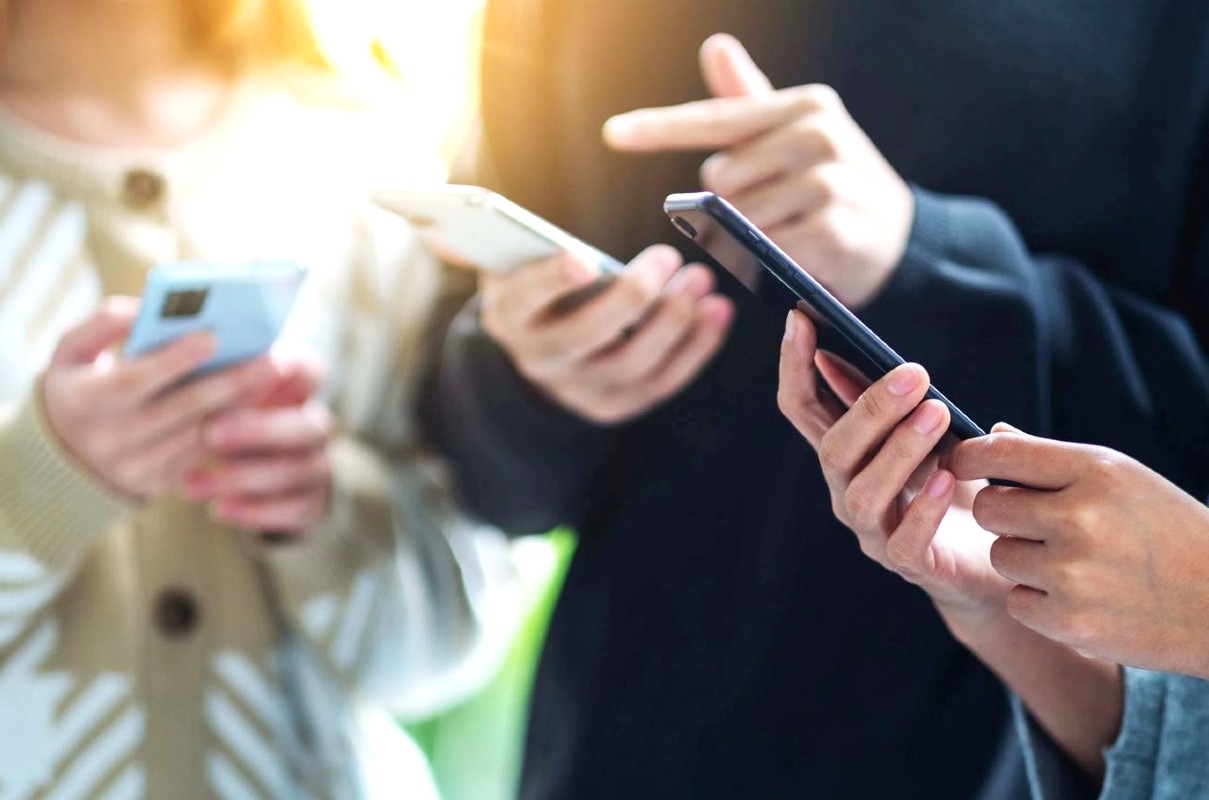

left=0, top=76, right=508, bottom=799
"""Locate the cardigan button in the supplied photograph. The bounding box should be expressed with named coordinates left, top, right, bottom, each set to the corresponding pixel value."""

left=122, top=168, right=165, bottom=209
left=154, top=588, right=199, bottom=638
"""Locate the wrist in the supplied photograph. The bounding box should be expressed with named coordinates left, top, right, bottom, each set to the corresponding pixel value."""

left=934, top=600, right=1017, bottom=648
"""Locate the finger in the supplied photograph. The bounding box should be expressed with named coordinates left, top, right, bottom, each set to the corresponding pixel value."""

left=204, top=401, right=332, bottom=455
left=52, top=296, right=141, bottom=367
left=699, top=33, right=774, bottom=98
left=703, top=124, right=840, bottom=198
left=189, top=450, right=328, bottom=498
left=582, top=266, right=715, bottom=388
left=137, top=357, right=274, bottom=443
left=603, top=84, right=839, bottom=153
left=949, top=432, right=1081, bottom=489
left=813, top=349, right=868, bottom=407
left=970, top=485, right=1053, bottom=541
left=212, top=489, right=328, bottom=532
left=253, top=352, right=327, bottom=408
left=884, top=470, right=956, bottom=578
left=1004, top=584, right=1058, bottom=639
left=109, top=332, right=223, bottom=403
left=777, top=309, right=844, bottom=447
left=110, top=422, right=204, bottom=498
left=844, top=400, right=950, bottom=531
left=818, top=362, right=931, bottom=483
left=481, top=253, right=602, bottom=328
left=989, top=536, right=1052, bottom=589
left=710, top=166, right=836, bottom=227
left=630, top=294, right=735, bottom=409
left=523, top=247, right=682, bottom=366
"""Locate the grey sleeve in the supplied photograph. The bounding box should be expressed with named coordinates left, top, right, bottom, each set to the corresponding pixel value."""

left=1013, top=669, right=1209, bottom=800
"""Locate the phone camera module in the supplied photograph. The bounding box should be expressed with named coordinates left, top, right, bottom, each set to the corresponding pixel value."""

left=161, top=288, right=209, bottom=318
left=671, top=216, right=698, bottom=239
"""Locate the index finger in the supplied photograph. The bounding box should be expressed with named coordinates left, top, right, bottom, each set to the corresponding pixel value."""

left=948, top=431, right=1080, bottom=489
left=108, top=332, right=219, bottom=403
left=603, top=85, right=836, bottom=153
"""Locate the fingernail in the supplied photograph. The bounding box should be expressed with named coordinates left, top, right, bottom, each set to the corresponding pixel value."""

left=784, top=310, right=797, bottom=342
left=888, top=365, right=923, bottom=396
left=912, top=402, right=945, bottom=434
left=926, top=470, right=954, bottom=498
left=602, top=114, right=637, bottom=144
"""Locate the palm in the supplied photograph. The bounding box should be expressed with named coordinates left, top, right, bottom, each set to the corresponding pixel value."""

left=909, top=479, right=1012, bottom=615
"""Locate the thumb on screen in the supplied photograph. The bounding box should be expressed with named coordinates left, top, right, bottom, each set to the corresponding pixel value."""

left=700, top=33, right=774, bottom=98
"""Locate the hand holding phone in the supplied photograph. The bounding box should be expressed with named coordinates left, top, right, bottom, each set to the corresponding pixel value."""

left=41, top=297, right=274, bottom=501
left=186, top=352, right=333, bottom=534
left=374, top=185, right=624, bottom=275
left=665, top=191, right=983, bottom=439
left=477, top=245, right=735, bottom=425
left=126, top=259, right=307, bottom=376
left=778, top=307, right=1009, bottom=625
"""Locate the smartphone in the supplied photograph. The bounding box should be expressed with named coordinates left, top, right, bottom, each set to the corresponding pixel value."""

left=664, top=192, right=985, bottom=440
left=373, top=185, right=624, bottom=274
left=126, top=260, right=307, bottom=376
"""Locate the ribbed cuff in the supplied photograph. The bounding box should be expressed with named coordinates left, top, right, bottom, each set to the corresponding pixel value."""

left=0, top=388, right=136, bottom=568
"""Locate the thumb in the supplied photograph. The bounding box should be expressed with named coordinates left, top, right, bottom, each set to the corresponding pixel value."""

left=700, top=33, right=774, bottom=98
left=990, top=422, right=1028, bottom=436
left=51, top=296, right=139, bottom=367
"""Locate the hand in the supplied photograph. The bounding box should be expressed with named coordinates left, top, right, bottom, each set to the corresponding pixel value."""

left=950, top=429, right=1209, bottom=678
left=42, top=297, right=273, bottom=501
left=777, top=309, right=1011, bottom=623
left=604, top=34, right=913, bottom=308
left=480, top=245, right=734, bottom=425
left=184, top=353, right=333, bottom=535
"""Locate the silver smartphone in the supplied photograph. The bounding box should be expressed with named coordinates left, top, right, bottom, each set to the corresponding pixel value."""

left=373, top=184, right=623, bottom=274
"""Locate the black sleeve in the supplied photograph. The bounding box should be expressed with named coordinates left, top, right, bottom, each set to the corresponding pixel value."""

left=416, top=296, right=616, bottom=534
left=862, top=186, right=1209, bottom=493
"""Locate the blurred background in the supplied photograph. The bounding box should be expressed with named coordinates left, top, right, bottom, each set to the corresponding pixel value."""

left=306, top=2, right=571, bottom=798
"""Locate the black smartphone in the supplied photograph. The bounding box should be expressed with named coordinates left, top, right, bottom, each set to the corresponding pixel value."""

left=664, top=191, right=985, bottom=440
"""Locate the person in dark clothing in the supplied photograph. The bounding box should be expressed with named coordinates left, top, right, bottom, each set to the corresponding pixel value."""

left=419, top=2, right=1209, bottom=798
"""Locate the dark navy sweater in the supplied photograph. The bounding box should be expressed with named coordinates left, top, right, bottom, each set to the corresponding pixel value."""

left=420, top=1, right=1209, bottom=797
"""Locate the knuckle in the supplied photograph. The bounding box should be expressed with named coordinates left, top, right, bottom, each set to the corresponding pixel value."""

left=1061, top=502, right=1102, bottom=537
left=804, top=83, right=842, bottom=111
left=857, top=386, right=887, bottom=422
left=817, top=436, right=844, bottom=477
left=1087, top=448, right=1129, bottom=484
left=843, top=482, right=878, bottom=530
left=802, top=123, right=840, bottom=164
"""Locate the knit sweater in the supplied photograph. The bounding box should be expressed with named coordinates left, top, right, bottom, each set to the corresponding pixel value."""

left=0, top=75, right=507, bottom=799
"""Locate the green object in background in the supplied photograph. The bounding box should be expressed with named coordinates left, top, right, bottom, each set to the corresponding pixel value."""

left=405, top=529, right=577, bottom=799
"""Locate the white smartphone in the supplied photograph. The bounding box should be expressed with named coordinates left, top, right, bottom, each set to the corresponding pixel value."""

left=373, top=184, right=624, bottom=274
